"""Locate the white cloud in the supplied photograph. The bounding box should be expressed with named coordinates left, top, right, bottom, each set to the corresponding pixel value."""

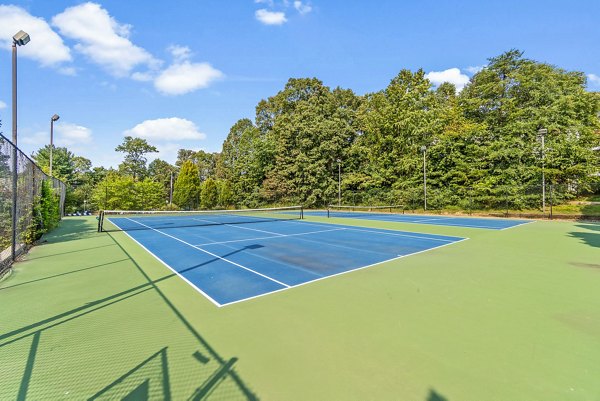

left=255, top=0, right=275, bottom=5
left=131, top=71, right=154, bottom=82
left=0, top=5, right=72, bottom=67
left=56, top=123, right=93, bottom=146
left=52, top=2, right=159, bottom=77
left=168, top=45, right=192, bottom=62
left=0, top=101, right=6, bottom=109
left=154, top=61, right=223, bottom=95
left=588, top=73, right=600, bottom=86
left=255, top=9, right=287, bottom=25
left=294, top=1, right=312, bottom=15
left=124, top=118, right=206, bottom=141
left=21, top=131, right=48, bottom=146
left=425, top=68, right=470, bottom=91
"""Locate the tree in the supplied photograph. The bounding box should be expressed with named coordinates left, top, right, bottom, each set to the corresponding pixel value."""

left=460, top=50, right=600, bottom=189
left=115, top=136, right=158, bottom=180
left=355, top=69, right=438, bottom=192
left=218, top=180, right=234, bottom=208
left=31, top=146, right=76, bottom=183
left=255, top=78, right=361, bottom=206
left=148, top=159, right=177, bottom=202
left=201, top=178, right=218, bottom=209
left=172, top=160, right=201, bottom=209
left=92, top=172, right=136, bottom=210
left=175, top=149, right=196, bottom=168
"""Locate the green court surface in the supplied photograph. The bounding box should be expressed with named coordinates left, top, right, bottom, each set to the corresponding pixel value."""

left=0, top=215, right=599, bottom=400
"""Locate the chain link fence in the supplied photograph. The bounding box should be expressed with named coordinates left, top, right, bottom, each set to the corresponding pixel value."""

left=1, top=133, right=66, bottom=275
left=335, top=183, right=600, bottom=220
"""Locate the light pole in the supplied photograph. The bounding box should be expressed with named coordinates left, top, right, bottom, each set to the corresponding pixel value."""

left=11, top=30, right=30, bottom=261
left=50, top=114, right=60, bottom=177
left=169, top=170, right=174, bottom=206
left=538, top=128, right=548, bottom=213
left=421, top=145, right=427, bottom=211
left=337, top=158, right=342, bottom=206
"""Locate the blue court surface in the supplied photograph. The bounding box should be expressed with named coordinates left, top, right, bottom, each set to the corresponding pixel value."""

left=109, top=217, right=466, bottom=306
left=311, top=210, right=531, bottom=230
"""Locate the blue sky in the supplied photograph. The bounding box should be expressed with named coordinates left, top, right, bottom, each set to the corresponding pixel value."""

left=0, top=0, right=598, bottom=168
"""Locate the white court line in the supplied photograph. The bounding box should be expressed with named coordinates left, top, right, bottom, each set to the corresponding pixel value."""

left=325, top=211, right=533, bottom=230
left=106, top=219, right=222, bottom=307
left=109, top=216, right=469, bottom=308
left=498, top=220, right=535, bottom=230
left=190, top=229, right=323, bottom=280
left=220, top=237, right=471, bottom=307
left=343, top=227, right=461, bottom=242
left=278, top=219, right=461, bottom=242
left=191, top=217, right=287, bottom=237
left=189, top=220, right=394, bottom=257
left=193, top=228, right=347, bottom=247
left=124, top=217, right=290, bottom=289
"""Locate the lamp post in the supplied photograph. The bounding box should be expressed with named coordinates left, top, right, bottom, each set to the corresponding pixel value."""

left=50, top=114, right=60, bottom=177
left=538, top=128, right=548, bottom=213
left=337, top=158, right=342, bottom=206
left=11, top=30, right=30, bottom=262
left=421, top=145, right=427, bottom=211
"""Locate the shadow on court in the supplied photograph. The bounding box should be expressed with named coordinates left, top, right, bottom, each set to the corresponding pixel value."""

left=427, top=389, right=449, bottom=401
left=0, top=218, right=259, bottom=400
left=569, top=223, right=600, bottom=249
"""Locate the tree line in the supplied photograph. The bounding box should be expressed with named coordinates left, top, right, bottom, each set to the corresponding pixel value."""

left=32, top=50, right=600, bottom=212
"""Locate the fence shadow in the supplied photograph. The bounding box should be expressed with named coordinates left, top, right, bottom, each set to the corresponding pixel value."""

left=0, top=221, right=259, bottom=400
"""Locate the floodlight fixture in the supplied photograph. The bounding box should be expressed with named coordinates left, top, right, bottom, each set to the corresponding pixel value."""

left=13, top=30, right=30, bottom=46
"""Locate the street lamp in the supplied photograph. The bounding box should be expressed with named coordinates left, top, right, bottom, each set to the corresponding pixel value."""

left=337, top=158, right=342, bottom=206
left=11, top=30, right=30, bottom=261
left=538, top=128, right=548, bottom=213
left=421, top=145, right=427, bottom=211
left=50, top=114, right=60, bottom=177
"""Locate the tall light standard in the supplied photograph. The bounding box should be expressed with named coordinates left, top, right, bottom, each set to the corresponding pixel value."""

left=50, top=114, right=60, bottom=177
left=337, top=158, right=342, bottom=206
left=538, top=128, right=548, bottom=213
left=11, top=30, right=30, bottom=261
left=421, top=145, right=427, bottom=211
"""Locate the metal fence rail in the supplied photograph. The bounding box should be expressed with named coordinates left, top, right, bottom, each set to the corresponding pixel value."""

left=1, top=133, right=66, bottom=275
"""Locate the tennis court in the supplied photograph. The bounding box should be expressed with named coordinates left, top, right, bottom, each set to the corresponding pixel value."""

left=312, top=206, right=531, bottom=230
left=101, top=208, right=465, bottom=306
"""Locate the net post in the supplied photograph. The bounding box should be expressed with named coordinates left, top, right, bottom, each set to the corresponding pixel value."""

left=301, top=206, right=304, bottom=220
left=327, top=206, right=330, bottom=218
left=97, top=211, right=104, bottom=232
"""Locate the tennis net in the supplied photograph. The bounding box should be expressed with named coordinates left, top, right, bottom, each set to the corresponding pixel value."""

left=327, top=205, right=404, bottom=218
left=98, top=206, right=304, bottom=232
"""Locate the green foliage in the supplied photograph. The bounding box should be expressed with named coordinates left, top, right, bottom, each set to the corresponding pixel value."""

left=115, top=136, right=158, bottom=180
left=32, top=146, right=76, bottom=183
left=22, top=180, right=61, bottom=244
left=172, top=160, right=201, bottom=209
left=201, top=178, right=219, bottom=209
left=148, top=158, right=177, bottom=202
left=217, top=180, right=234, bottom=208
left=92, top=172, right=166, bottom=211
left=81, top=49, right=599, bottom=212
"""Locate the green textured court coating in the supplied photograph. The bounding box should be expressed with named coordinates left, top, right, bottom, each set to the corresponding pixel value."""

left=0, top=216, right=599, bottom=400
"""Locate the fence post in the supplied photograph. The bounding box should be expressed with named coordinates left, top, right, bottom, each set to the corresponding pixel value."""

left=549, top=184, right=553, bottom=220
left=468, top=187, right=473, bottom=216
